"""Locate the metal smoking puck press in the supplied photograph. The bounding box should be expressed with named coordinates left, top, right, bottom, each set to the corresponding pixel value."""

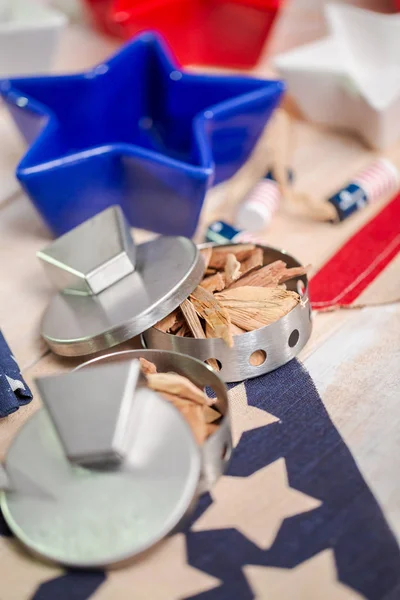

left=38, top=205, right=204, bottom=356
left=38, top=205, right=312, bottom=382
left=0, top=351, right=231, bottom=567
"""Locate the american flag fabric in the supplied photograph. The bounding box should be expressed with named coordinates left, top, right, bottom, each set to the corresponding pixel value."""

left=1, top=359, right=399, bottom=600
left=0, top=330, right=32, bottom=418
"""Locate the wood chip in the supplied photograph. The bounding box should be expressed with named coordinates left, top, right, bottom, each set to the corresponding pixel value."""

left=154, top=309, right=179, bottom=333
left=174, top=322, right=192, bottom=337
left=169, top=312, right=185, bottom=334
left=200, top=272, right=226, bottom=293
left=178, top=301, right=220, bottom=370
left=228, top=260, right=287, bottom=289
left=239, top=248, right=264, bottom=277
left=203, top=405, right=221, bottom=424
left=190, top=286, right=233, bottom=347
left=249, top=350, right=266, bottom=366
left=139, top=357, right=158, bottom=375
left=200, top=247, right=213, bottom=273
left=278, top=265, right=311, bottom=284
left=161, top=393, right=207, bottom=444
left=209, top=244, right=256, bottom=269
left=230, top=323, right=246, bottom=336
left=155, top=247, right=310, bottom=346
left=224, top=253, right=241, bottom=287
left=180, top=403, right=207, bottom=444
left=216, top=287, right=300, bottom=330
left=147, top=372, right=213, bottom=406
left=180, top=298, right=206, bottom=338
left=206, top=423, right=220, bottom=437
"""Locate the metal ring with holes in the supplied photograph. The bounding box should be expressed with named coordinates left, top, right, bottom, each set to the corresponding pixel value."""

left=76, top=349, right=232, bottom=493
left=142, top=244, right=312, bottom=383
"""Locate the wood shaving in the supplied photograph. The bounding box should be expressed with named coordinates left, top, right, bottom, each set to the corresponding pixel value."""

left=190, top=286, right=233, bottom=348
left=154, top=244, right=309, bottom=347
left=139, top=357, right=158, bottom=375
left=216, top=287, right=300, bottom=330
left=203, top=405, right=221, bottom=424
left=228, top=260, right=287, bottom=289
left=209, top=244, right=256, bottom=269
left=200, top=272, right=226, bottom=293
left=229, top=323, right=246, bottom=336
left=164, top=396, right=207, bottom=445
left=174, top=322, right=191, bottom=337
left=206, top=423, right=220, bottom=437
left=147, top=372, right=213, bottom=406
left=169, top=312, right=185, bottom=334
left=278, top=264, right=311, bottom=284
left=200, top=247, right=213, bottom=273
left=180, top=298, right=205, bottom=338
left=154, top=309, right=179, bottom=333
left=139, top=360, right=221, bottom=444
left=224, top=253, right=242, bottom=287
left=238, top=248, right=264, bottom=278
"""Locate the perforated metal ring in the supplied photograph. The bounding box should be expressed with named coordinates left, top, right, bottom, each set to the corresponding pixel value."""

left=143, top=244, right=312, bottom=383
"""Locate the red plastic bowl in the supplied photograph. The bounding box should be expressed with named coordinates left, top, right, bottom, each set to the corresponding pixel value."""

left=83, top=0, right=282, bottom=69
left=83, top=0, right=116, bottom=34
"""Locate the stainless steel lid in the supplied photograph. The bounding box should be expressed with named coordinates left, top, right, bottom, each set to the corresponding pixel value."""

left=38, top=206, right=204, bottom=356
left=0, top=360, right=201, bottom=567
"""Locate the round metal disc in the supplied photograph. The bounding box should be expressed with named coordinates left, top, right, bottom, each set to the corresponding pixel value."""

left=1, top=392, right=201, bottom=568
left=41, top=236, right=203, bottom=356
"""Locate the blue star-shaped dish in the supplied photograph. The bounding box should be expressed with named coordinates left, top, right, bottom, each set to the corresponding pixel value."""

left=1, top=32, right=284, bottom=237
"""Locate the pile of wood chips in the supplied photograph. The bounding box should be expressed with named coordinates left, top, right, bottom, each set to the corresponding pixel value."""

left=155, top=244, right=309, bottom=369
left=139, top=357, right=222, bottom=445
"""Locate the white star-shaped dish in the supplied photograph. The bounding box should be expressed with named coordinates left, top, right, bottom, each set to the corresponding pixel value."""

left=274, top=4, right=400, bottom=149
left=0, top=0, right=66, bottom=77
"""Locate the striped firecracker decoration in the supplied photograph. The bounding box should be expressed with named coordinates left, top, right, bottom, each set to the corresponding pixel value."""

left=235, top=170, right=287, bottom=232
left=328, top=158, right=400, bottom=222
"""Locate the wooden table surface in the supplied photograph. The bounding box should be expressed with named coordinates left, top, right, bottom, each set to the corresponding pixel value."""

left=0, top=16, right=399, bottom=600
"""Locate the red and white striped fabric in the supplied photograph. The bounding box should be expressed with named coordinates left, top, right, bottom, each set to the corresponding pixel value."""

left=310, top=192, right=400, bottom=310
left=353, top=158, right=400, bottom=204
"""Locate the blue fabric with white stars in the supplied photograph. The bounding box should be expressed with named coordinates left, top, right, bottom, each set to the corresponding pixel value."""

left=1, top=359, right=398, bottom=599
